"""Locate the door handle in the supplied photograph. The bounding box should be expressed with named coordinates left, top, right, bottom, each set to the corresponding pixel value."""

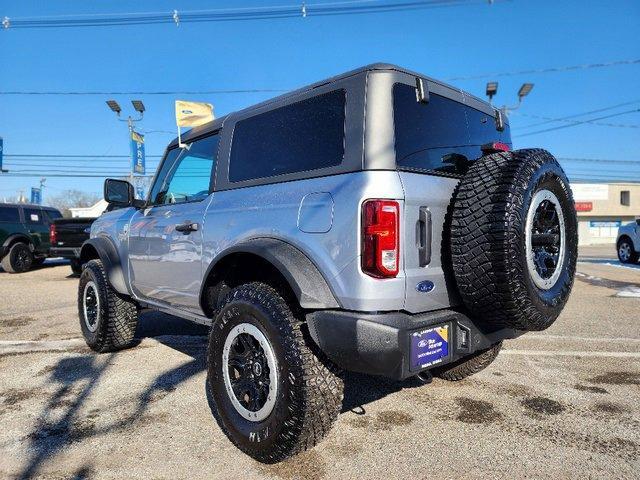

left=417, top=207, right=432, bottom=267
left=175, top=222, right=199, bottom=234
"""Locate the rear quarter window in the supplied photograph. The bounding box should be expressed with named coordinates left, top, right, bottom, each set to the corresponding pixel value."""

left=0, top=206, right=20, bottom=223
left=229, top=89, right=346, bottom=183
left=393, top=83, right=510, bottom=176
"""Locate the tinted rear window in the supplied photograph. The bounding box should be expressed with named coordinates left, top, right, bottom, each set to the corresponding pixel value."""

left=0, top=206, right=20, bottom=223
left=229, top=89, right=346, bottom=183
left=393, top=83, right=511, bottom=176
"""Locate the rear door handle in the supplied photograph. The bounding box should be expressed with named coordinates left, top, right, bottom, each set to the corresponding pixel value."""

left=175, top=222, right=199, bottom=234
left=417, top=207, right=432, bottom=267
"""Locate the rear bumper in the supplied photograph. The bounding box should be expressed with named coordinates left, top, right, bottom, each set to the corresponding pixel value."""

left=50, top=247, right=81, bottom=259
left=306, top=308, right=523, bottom=380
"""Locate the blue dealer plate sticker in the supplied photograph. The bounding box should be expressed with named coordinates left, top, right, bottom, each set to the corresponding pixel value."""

left=410, top=325, right=449, bottom=370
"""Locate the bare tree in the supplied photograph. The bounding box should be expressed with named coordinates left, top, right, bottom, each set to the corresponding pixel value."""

left=48, top=190, right=100, bottom=218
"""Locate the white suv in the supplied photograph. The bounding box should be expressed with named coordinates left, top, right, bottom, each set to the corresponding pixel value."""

left=617, top=219, right=640, bottom=263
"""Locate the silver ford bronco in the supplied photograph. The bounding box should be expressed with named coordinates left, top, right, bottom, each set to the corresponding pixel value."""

left=78, top=63, right=578, bottom=462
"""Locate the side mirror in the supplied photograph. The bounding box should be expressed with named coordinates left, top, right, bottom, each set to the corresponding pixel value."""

left=636, top=218, right=640, bottom=226
left=104, top=179, right=134, bottom=207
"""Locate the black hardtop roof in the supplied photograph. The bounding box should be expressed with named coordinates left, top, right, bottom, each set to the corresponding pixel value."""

left=169, top=63, right=492, bottom=147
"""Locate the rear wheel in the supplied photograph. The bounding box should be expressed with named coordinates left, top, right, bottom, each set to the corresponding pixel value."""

left=78, top=259, right=138, bottom=352
left=207, top=282, right=343, bottom=463
left=70, top=259, right=83, bottom=275
left=1, top=242, right=34, bottom=273
left=432, top=342, right=502, bottom=381
left=617, top=238, right=639, bottom=264
left=451, top=149, right=578, bottom=331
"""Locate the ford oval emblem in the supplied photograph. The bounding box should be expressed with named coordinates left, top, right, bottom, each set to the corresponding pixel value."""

left=416, top=280, right=435, bottom=293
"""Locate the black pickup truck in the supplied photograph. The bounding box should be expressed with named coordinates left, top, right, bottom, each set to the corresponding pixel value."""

left=50, top=218, right=95, bottom=274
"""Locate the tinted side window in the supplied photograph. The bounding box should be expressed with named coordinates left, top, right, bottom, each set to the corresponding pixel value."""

left=0, top=206, right=20, bottom=223
left=466, top=106, right=512, bottom=148
left=43, top=210, right=62, bottom=223
left=229, top=89, right=346, bottom=183
left=150, top=134, right=219, bottom=205
left=24, top=208, right=43, bottom=224
left=393, top=83, right=508, bottom=176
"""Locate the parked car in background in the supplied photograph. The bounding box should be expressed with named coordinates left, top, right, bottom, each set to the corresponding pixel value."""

left=616, top=218, right=640, bottom=264
left=50, top=217, right=96, bottom=274
left=0, top=203, right=63, bottom=273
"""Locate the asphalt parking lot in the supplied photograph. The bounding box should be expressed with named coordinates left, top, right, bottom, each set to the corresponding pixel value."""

left=1, top=245, right=639, bottom=479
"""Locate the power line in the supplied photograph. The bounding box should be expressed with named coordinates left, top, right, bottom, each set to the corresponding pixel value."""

left=1, top=0, right=491, bottom=30
left=513, top=108, right=640, bottom=138
left=4, top=154, right=163, bottom=158
left=512, top=100, right=640, bottom=130
left=3, top=58, right=639, bottom=96
left=558, top=157, right=640, bottom=164
left=446, top=59, right=640, bottom=81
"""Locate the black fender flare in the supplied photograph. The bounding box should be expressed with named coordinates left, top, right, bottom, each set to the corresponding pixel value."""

left=202, top=238, right=340, bottom=310
left=3, top=233, right=32, bottom=249
left=80, top=237, right=129, bottom=296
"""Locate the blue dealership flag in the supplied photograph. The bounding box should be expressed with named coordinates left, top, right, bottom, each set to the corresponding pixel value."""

left=130, top=130, right=145, bottom=175
left=31, top=187, right=41, bottom=205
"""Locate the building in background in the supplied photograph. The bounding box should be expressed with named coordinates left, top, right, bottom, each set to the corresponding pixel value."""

left=572, top=183, right=640, bottom=245
left=68, top=199, right=108, bottom=218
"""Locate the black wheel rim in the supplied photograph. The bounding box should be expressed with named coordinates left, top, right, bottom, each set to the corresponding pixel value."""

left=227, top=333, right=271, bottom=412
left=83, top=281, right=100, bottom=332
left=222, top=323, right=278, bottom=421
left=526, top=189, right=566, bottom=290
left=16, top=248, right=31, bottom=270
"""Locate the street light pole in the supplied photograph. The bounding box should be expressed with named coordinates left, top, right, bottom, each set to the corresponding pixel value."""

left=485, top=82, right=535, bottom=116
left=105, top=100, right=145, bottom=193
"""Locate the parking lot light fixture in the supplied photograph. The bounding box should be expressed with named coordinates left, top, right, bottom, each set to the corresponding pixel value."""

left=518, top=83, right=534, bottom=100
left=132, top=100, right=145, bottom=114
left=486, top=82, right=498, bottom=103
left=106, top=100, right=122, bottom=116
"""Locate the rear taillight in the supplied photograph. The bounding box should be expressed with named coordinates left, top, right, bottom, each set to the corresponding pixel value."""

left=49, top=224, right=57, bottom=244
left=361, top=199, right=400, bottom=278
left=481, top=142, right=511, bottom=154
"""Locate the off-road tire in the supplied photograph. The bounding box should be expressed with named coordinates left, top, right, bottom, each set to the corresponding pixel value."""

left=70, top=259, right=83, bottom=275
left=1, top=242, right=34, bottom=273
left=207, top=282, right=344, bottom=463
left=432, top=342, right=502, bottom=381
left=78, top=259, right=138, bottom=352
left=451, top=149, right=578, bottom=331
left=617, top=237, right=639, bottom=264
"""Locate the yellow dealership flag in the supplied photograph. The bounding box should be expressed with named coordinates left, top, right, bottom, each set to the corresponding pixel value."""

left=175, top=101, right=214, bottom=127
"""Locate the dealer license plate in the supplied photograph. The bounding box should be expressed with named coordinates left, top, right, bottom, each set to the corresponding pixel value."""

left=410, top=324, right=450, bottom=370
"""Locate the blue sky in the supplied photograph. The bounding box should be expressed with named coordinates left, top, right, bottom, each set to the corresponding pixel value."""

left=1, top=0, right=639, bottom=203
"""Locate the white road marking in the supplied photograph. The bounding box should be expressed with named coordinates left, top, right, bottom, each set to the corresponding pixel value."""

left=578, top=259, right=640, bottom=271
left=524, top=334, right=640, bottom=343
left=616, top=286, right=640, bottom=298
left=502, top=349, right=640, bottom=358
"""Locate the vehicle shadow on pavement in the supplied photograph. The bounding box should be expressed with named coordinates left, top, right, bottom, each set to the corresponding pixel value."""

left=17, top=312, right=412, bottom=478
left=17, top=312, right=207, bottom=479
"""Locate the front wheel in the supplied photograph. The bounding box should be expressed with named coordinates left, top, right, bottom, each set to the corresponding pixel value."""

left=432, top=342, right=502, bottom=381
left=78, top=259, right=138, bottom=352
left=207, top=282, right=343, bottom=463
left=617, top=238, right=639, bottom=264
left=70, top=258, right=83, bottom=275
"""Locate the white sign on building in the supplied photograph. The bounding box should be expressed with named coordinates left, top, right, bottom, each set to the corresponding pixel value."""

left=571, top=184, right=609, bottom=201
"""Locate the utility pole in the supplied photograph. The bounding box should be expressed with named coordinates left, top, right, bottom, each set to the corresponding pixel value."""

left=106, top=100, right=146, bottom=197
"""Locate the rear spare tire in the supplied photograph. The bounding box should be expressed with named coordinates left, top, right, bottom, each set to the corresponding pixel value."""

left=450, top=149, right=577, bottom=331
